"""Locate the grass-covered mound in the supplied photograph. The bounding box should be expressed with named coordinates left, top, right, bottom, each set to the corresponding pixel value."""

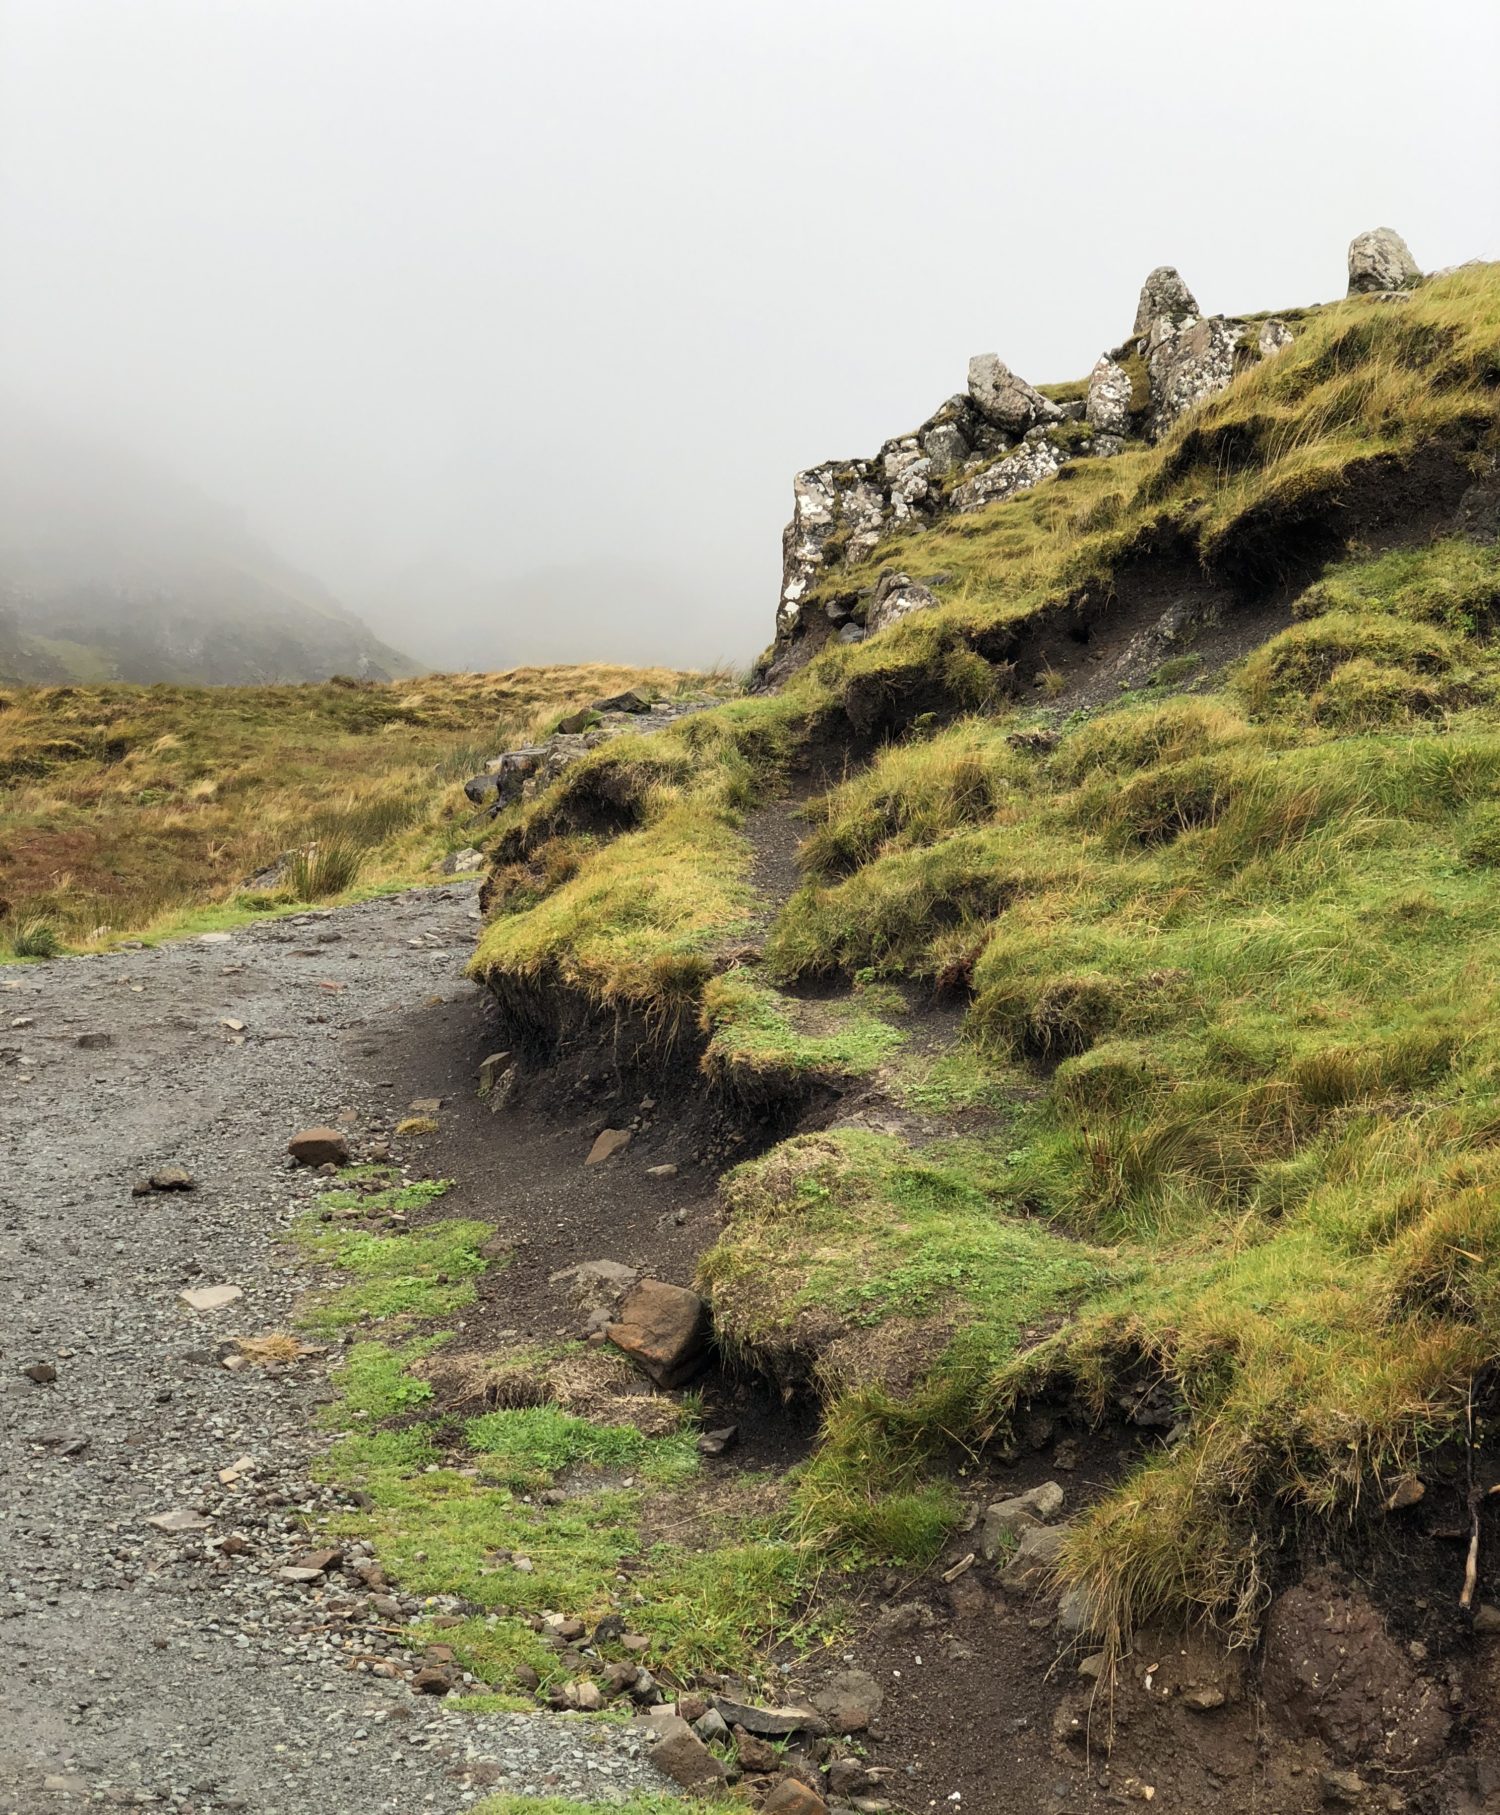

left=0, top=663, right=712, bottom=950
left=470, top=265, right=1500, bottom=1650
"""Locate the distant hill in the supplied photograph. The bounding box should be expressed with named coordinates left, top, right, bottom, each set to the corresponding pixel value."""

left=0, top=405, right=412, bottom=685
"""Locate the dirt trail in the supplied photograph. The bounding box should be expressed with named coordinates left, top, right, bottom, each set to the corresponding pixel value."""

left=0, top=886, right=664, bottom=1814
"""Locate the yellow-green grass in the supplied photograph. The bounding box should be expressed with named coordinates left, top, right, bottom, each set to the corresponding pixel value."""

left=0, top=663, right=716, bottom=948
left=465, top=269, right=1500, bottom=1652
left=473, top=1797, right=716, bottom=1815
left=298, top=1179, right=828, bottom=1695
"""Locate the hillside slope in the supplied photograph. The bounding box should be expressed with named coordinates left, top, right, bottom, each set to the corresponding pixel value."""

left=0, top=406, right=410, bottom=684
left=446, top=251, right=1500, bottom=1801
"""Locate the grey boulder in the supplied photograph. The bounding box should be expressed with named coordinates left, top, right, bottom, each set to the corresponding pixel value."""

left=1347, top=227, right=1420, bottom=295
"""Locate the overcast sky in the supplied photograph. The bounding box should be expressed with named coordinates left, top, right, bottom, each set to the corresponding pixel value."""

left=3, top=0, right=1497, bottom=670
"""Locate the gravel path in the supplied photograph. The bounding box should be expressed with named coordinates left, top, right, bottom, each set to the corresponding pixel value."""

left=0, top=887, right=665, bottom=1813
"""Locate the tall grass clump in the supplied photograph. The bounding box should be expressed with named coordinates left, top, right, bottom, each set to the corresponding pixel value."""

left=287, top=837, right=366, bottom=903
left=7, top=916, right=63, bottom=959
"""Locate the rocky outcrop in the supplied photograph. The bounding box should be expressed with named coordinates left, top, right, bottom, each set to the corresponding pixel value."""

left=764, top=229, right=1425, bottom=680
left=1348, top=227, right=1420, bottom=295
left=463, top=691, right=718, bottom=816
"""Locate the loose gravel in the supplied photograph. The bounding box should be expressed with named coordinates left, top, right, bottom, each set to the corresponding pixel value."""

left=0, top=887, right=666, bottom=1812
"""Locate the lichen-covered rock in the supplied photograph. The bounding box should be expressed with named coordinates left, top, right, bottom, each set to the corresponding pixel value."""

left=951, top=435, right=1068, bottom=513
left=1347, top=227, right=1420, bottom=295
left=1258, top=318, right=1294, bottom=357
left=1144, top=313, right=1241, bottom=439
left=966, top=353, right=1060, bottom=435
left=1086, top=355, right=1134, bottom=437
left=464, top=697, right=717, bottom=816
left=921, top=418, right=969, bottom=474
left=777, top=461, right=889, bottom=635
left=865, top=572, right=939, bottom=635
left=1132, top=265, right=1200, bottom=338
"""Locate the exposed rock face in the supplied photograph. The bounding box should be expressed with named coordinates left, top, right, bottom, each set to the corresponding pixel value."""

left=1145, top=313, right=1242, bottom=440
left=760, top=247, right=1363, bottom=679
left=1347, top=227, right=1420, bottom=295
left=1133, top=265, right=1200, bottom=337
left=1087, top=355, right=1134, bottom=437
left=966, top=353, right=1061, bottom=435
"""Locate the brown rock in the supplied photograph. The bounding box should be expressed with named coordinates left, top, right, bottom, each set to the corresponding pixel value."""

left=811, top=1667, right=882, bottom=1734
left=22, top=1361, right=57, bottom=1385
left=586, top=1127, right=633, bottom=1165
left=676, top=1693, right=709, bottom=1724
left=147, top=1167, right=195, bottom=1192
left=606, top=1278, right=712, bottom=1387
left=287, top=1126, right=350, bottom=1167
left=763, top=1780, right=828, bottom=1815
left=649, top=1718, right=729, bottom=1792
left=732, top=1726, right=778, bottom=1772
left=410, top=1667, right=452, bottom=1695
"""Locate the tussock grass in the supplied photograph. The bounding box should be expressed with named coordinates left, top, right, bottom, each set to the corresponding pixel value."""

left=469, top=267, right=1500, bottom=1647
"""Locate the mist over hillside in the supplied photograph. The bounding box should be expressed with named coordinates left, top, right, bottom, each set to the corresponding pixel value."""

left=0, top=404, right=411, bottom=684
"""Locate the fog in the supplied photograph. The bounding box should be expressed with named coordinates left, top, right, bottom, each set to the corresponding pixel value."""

left=3, top=0, right=1497, bottom=673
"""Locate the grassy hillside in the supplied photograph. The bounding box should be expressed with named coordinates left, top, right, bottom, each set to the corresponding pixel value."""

left=0, top=664, right=715, bottom=949
left=470, top=264, right=1500, bottom=1652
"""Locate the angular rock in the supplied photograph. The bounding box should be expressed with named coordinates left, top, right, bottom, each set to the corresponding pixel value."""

left=951, top=437, right=1067, bottom=513
left=147, top=1509, right=212, bottom=1534
left=921, top=419, right=969, bottom=474
left=1258, top=318, right=1294, bottom=358
left=981, top=1479, right=1065, bottom=1558
left=1145, top=314, right=1240, bottom=439
left=999, top=1520, right=1067, bottom=1590
left=1347, top=227, right=1420, bottom=296
left=586, top=1127, right=633, bottom=1165
left=646, top=1162, right=678, bottom=1179
left=732, top=1725, right=779, bottom=1772
left=477, top=1050, right=514, bottom=1095
left=75, top=1031, right=113, bottom=1050
left=592, top=689, right=651, bottom=714
left=712, top=1698, right=828, bottom=1740
left=648, top=1715, right=729, bottom=1791
left=21, top=1361, right=57, bottom=1385
left=693, top=1707, right=730, bottom=1743
left=606, top=1278, right=711, bottom=1387
left=1086, top=356, right=1134, bottom=437
left=697, top=1425, right=739, bottom=1458
left=763, top=1780, right=828, bottom=1815
left=178, top=1284, right=243, bottom=1312
left=551, top=1257, right=639, bottom=1312
left=287, top=1126, right=350, bottom=1167
left=966, top=353, right=1059, bottom=434
left=810, top=1666, right=882, bottom=1734
left=440, top=845, right=485, bottom=875
left=1132, top=265, right=1200, bottom=338
left=865, top=572, right=939, bottom=636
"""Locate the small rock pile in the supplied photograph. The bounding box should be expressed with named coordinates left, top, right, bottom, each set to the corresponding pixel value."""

left=766, top=227, right=1427, bottom=679
left=462, top=688, right=720, bottom=817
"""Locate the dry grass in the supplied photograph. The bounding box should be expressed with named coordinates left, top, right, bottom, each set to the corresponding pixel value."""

left=0, top=664, right=715, bottom=945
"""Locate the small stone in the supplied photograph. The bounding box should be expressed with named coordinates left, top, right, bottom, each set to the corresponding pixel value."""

left=147, top=1166, right=195, bottom=1192
left=1182, top=1683, right=1226, bottom=1711
left=649, top=1718, right=729, bottom=1792
left=646, top=1163, right=678, bottom=1178
left=147, top=1509, right=212, bottom=1534
left=574, top=1680, right=604, bottom=1711
left=999, top=1521, right=1067, bottom=1590
left=220, top=1017, right=246, bottom=1032
left=43, top=1775, right=89, bottom=1795
left=408, top=1097, right=442, bottom=1114
left=1321, top=1768, right=1367, bottom=1805
left=287, top=1126, right=350, bottom=1167
left=277, top=1567, right=323, bottom=1584
left=22, top=1361, right=57, bottom=1385
left=1473, top=1603, right=1500, bottom=1634
left=981, top=1481, right=1064, bottom=1558
left=586, top=1127, right=633, bottom=1165
left=763, top=1780, right=828, bottom=1815
left=693, top=1708, right=730, bottom=1743
left=179, top=1284, right=243, bottom=1312
left=477, top=1051, right=514, bottom=1095
left=811, top=1667, right=883, bottom=1734
left=75, top=1031, right=113, bottom=1049
left=1384, top=1475, right=1425, bottom=1512
left=410, top=1667, right=452, bottom=1695
left=712, top=1699, right=827, bottom=1740
left=732, top=1725, right=778, bottom=1772
left=697, top=1425, right=739, bottom=1457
